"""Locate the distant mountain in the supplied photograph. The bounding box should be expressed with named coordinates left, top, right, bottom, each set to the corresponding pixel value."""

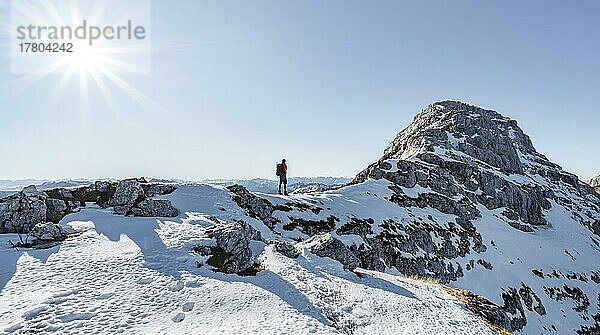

left=0, top=179, right=46, bottom=190
left=0, top=179, right=91, bottom=196
left=0, top=191, right=14, bottom=198
left=0, top=177, right=350, bottom=197
left=201, top=177, right=351, bottom=194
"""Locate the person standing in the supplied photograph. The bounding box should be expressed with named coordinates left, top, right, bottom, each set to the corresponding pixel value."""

left=276, top=159, right=288, bottom=195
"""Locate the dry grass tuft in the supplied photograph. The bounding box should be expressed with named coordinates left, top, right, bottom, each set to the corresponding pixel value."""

left=404, top=275, right=441, bottom=284
left=444, top=287, right=513, bottom=335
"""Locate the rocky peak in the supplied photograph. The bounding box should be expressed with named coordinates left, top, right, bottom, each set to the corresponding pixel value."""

left=351, top=101, right=599, bottom=233
left=589, top=175, right=600, bottom=187
left=380, top=101, right=559, bottom=175
left=589, top=175, right=600, bottom=193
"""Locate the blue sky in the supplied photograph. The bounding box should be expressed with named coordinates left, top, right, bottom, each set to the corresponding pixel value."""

left=1, top=0, right=599, bottom=180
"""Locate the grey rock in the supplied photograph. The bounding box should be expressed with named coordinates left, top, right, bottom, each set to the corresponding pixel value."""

left=227, top=185, right=278, bottom=228
left=22, top=185, right=42, bottom=196
left=207, top=221, right=261, bottom=274
left=588, top=175, right=600, bottom=188
left=30, top=222, right=76, bottom=242
left=113, top=206, right=130, bottom=216
left=95, top=181, right=111, bottom=193
left=309, top=234, right=360, bottom=270
left=108, top=179, right=146, bottom=215
left=0, top=186, right=47, bottom=234
left=450, top=288, right=526, bottom=333
left=142, top=183, right=177, bottom=197
left=131, top=199, right=179, bottom=217
left=273, top=241, right=300, bottom=258
left=1, top=179, right=180, bottom=235
left=46, top=198, right=72, bottom=223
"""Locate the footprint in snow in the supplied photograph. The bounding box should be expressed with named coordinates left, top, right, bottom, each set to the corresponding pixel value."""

left=182, top=302, right=195, bottom=312
left=52, top=289, right=79, bottom=298
left=97, top=292, right=115, bottom=300
left=172, top=313, right=185, bottom=323
left=22, top=306, right=48, bottom=320
left=185, top=279, right=202, bottom=288
left=136, top=278, right=154, bottom=285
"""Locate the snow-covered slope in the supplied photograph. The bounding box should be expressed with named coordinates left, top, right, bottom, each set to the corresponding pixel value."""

left=215, top=101, right=599, bottom=334
left=0, top=184, right=494, bottom=335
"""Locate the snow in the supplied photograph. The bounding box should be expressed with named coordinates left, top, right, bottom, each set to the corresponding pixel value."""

left=0, top=184, right=494, bottom=335
left=452, top=201, right=600, bottom=334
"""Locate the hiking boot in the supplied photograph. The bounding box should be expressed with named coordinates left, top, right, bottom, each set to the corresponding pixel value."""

left=284, top=192, right=288, bottom=196
left=278, top=191, right=282, bottom=195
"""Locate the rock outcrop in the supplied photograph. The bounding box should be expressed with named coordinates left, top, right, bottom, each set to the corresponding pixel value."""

left=30, top=222, right=77, bottom=244
left=108, top=179, right=146, bottom=215
left=131, top=199, right=179, bottom=217
left=201, top=221, right=263, bottom=274
left=0, top=178, right=179, bottom=236
left=589, top=175, right=600, bottom=193
left=307, top=234, right=360, bottom=270
left=0, top=186, right=47, bottom=234
left=273, top=240, right=300, bottom=258
left=105, top=179, right=179, bottom=217
left=227, top=184, right=279, bottom=228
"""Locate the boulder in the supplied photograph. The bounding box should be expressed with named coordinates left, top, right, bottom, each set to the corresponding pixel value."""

left=0, top=186, right=47, bottom=234
left=108, top=179, right=146, bottom=215
left=308, top=234, right=360, bottom=270
left=30, top=222, right=76, bottom=242
left=45, top=198, right=80, bottom=223
left=206, top=221, right=261, bottom=274
left=142, top=183, right=177, bottom=197
left=131, top=199, right=179, bottom=217
left=227, top=185, right=278, bottom=228
left=273, top=241, right=300, bottom=258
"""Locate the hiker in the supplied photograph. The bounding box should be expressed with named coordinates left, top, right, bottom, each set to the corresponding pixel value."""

left=276, top=159, right=288, bottom=195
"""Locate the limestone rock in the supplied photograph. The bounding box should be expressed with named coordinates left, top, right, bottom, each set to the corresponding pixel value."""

left=206, top=221, right=261, bottom=274
left=0, top=186, right=47, bottom=234
left=142, top=183, right=177, bottom=197
left=308, top=234, right=360, bottom=270
left=131, top=199, right=179, bottom=217
left=108, top=179, right=146, bottom=215
left=589, top=175, right=600, bottom=193
left=30, top=222, right=76, bottom=242
left=227, top=185, right=278, bottom=228
left=273, top=241, right=300, bottom=258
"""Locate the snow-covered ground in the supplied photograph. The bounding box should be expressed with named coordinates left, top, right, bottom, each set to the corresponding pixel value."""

left=0, top=184, right=493, bottom=335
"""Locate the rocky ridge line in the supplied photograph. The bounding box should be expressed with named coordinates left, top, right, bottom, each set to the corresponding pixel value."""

left=0, top=178, right=178, bottom=245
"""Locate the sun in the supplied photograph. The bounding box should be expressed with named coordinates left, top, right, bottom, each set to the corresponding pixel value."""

left=8, top=0, right=157, bottom=114
left=68, top=42, right=99, bottom=72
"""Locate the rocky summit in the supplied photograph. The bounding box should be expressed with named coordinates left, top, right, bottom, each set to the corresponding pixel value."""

left=218, top=101, right=600, bottom=334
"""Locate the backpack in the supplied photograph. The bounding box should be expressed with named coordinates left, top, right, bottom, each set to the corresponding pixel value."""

left=276, top=163, right=284, bottom=176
